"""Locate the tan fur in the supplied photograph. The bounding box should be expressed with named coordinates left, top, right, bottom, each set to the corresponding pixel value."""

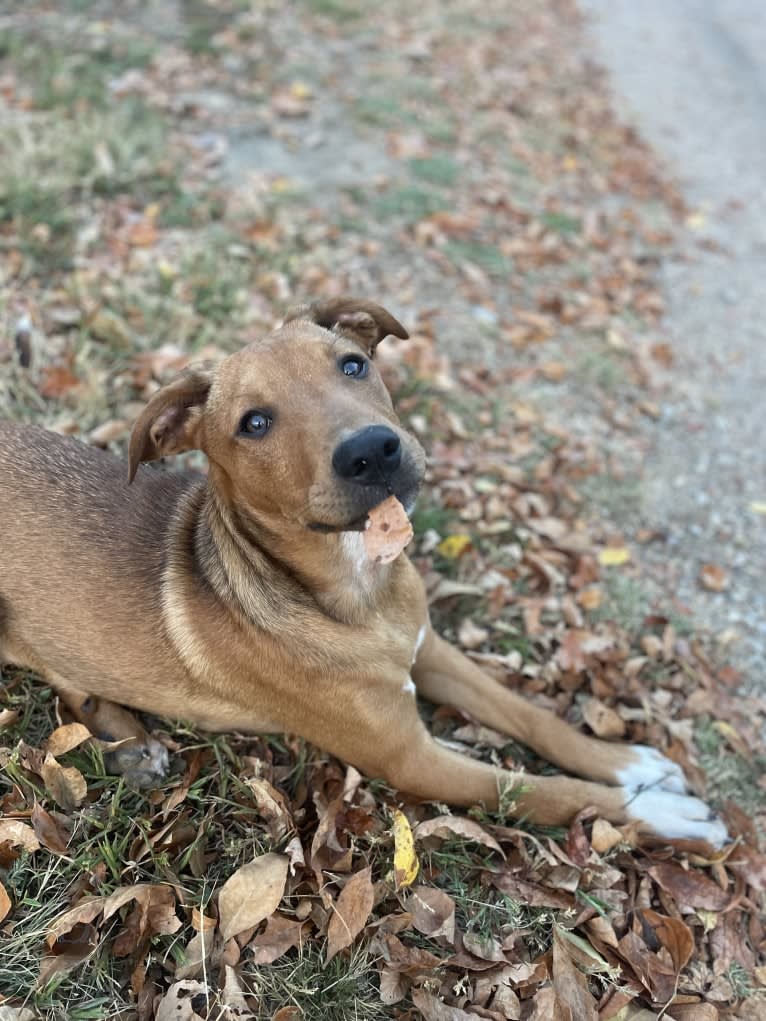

left=0, top=298, right=721, bottom=839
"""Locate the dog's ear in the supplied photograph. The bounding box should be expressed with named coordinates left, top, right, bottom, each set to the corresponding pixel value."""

left=127, top=367, right=213, bottom=483
left=284, top=297, right=409, bottom=355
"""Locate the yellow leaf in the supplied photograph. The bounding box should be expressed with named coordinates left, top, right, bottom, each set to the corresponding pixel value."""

left=697, top=909, right=718, bottom=933
left=392, top=810, right=419, bottom=890
left=290, top=80, right=313, bottom=99
left=562, top=154, right=578, bottom=172
left=598, top=547, right=631, bottom=566
left=749, top=501, right=766, bottom=515
left=686, top=210, right=707, bottom=229
left=436, top=534, right=471, bottom=559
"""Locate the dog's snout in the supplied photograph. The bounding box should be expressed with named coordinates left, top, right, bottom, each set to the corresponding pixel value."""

left=332, top=425, right=402, bottom=485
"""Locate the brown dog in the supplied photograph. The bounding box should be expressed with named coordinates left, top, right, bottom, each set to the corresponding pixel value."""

left=0, top=298, right=726, bottom=845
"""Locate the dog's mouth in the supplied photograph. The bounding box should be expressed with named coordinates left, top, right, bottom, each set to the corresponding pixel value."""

left=307, top=475, right=422, bottom=535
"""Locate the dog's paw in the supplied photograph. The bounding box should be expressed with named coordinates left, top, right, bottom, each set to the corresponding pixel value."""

left=624, top=787, right=729, bottom=847
left=616, top=744, right=687, bottom=794
left=104, top=737, right=170, bottom=789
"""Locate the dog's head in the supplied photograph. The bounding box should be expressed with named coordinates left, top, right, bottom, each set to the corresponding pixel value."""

left=128, top=297, right=427, bottom=531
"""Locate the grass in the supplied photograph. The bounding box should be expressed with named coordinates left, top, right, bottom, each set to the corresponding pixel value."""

left=592, top=573, right=651, bottom=635
left=0, top=29, right=154, bottom=111
left=695, top=717, right=766, bottom=819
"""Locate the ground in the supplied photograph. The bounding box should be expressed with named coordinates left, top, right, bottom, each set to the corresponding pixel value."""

left=0, top=1, right=764, bottom=1019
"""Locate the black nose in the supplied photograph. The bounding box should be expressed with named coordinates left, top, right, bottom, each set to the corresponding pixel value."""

left=332, top=425, right=402, bottom=485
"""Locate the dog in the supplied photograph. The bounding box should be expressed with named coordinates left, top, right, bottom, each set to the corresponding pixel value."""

left=0, top=297, right=726, bottom=845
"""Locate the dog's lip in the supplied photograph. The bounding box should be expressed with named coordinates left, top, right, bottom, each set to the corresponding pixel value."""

left=307, top=486, right=419, bottom=535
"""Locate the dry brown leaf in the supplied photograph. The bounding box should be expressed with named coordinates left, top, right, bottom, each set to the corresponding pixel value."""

left=175, top=929, right=213, bottom=981
left=45, top=722, right=92, bottom=756
left=31, top=802, right=69, bottom=855
left=41, top=752, right=87, bottom=812
left=47, top=896, right=106, bottom=946
left=326, top=866, right=375, bottom=963
left=102, top=883, right=181, bottom=955
left=244, top=777, right=293, bottom=841
left=411, top=988, right=480, bottom=1020
left=0, top=819, right=40, bottom=853
left=379, top=965, right=409, bottom=1005
left=642, top=909, right=694, bottom=975
left=155, top=980, right=208, bottom=1021
left=667, top=1005, right=719, bottom=1021
left=406, top=885, right=456, bottom=942
left=250, top=913, right=306, bottom=965
left=0, top=880, right=11, bottom=923
left=699, top=563, right=728, bottom=592
left=0, top=708, right=19, bottom=729
left=591, top=818, right=623, bottom=854
left=648, top=863, right=732, bottom=911
left=552, top=926, right=598, bottom=1021
left=414, top=815, right=503, bottom=855
left=363, top=496, right=413, bottom=564
left=218, top=852, right=288, bottom=943
left=581, top=698, right=625, bottom=739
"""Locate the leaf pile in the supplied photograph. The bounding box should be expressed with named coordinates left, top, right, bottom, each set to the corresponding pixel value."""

left=0, top=0, right=765, bottom=1018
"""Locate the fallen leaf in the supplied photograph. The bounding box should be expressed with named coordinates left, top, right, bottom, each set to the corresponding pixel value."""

left=699, top=563, right=728, bottom=592
left=392, top=810, right=419, bottom=889
left=45, top=722, right=92, bottom=756
left=251, top=913, right=306, bottom=965
left=648, top=863, right=732, bottom=911
left=155, top=980, right=208, bottom=1021
left=0, top=880, right=11, bottom=923
left=598, top=547, right=631, bottom=566
left=413, top=815, right=503, bottom=855
left=31, top=802, right=69, bottom=854
left=582, top=698, right=625, bottom=739
left=552, top=926, right=598, bottom=1020
left=0, top=820, right=40, bottom=853
left=406, top=885, right=456, bottom=942
left=0, top=708, right=19, bottom=729
left=218, top=853, right=288, bottom=943
left=41, top=753, right=87, bottom=812
left=411, top=988, right=480, bottom=1020
left=591, top=819, right=623, bottom=854
left=326, top=866, right=374, bottom=962
left=38, top=365, right=80, bottom=399
left=436, top=534, right=472, bottom=559
left=642, top=908, right=694, bottom=973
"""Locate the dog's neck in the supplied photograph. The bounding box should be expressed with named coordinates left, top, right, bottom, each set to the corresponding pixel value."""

left=195, top=483, right=395, bottom=626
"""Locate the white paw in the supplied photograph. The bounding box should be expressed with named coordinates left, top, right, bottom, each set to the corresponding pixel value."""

left=617, top=745, right=687, bottom=794
left=625, top=788, right=729, bottom=847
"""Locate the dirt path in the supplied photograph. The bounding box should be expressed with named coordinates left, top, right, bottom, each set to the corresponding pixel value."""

left=582, top=0, right=766, bottom=682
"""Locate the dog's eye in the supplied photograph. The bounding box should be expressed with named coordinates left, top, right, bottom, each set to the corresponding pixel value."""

left=238, top=411, right=272, bottom=437
left=340, top=355, right=368, bottom=378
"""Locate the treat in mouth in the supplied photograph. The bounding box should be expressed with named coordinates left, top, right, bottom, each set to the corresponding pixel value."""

left=362, top=495, right=414, bottom=564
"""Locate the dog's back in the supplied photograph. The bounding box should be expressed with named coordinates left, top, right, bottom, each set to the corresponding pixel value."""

left=0, top=422, right=193, bottom=699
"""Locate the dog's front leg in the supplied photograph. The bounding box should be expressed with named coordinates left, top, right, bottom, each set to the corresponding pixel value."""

left=341, top=697, right=630, bottom=827
left=58, top=688, right=169, bottom=789
left=412, top=630, right=727, bottom=844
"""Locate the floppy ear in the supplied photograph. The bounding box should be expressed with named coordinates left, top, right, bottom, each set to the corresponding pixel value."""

left=127, top=367, right=213, bottom=483
left=284, top=297, right=409, bottom=355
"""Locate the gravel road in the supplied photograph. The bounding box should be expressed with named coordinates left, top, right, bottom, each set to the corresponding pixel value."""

left=582, top=0, right=766, bottom=682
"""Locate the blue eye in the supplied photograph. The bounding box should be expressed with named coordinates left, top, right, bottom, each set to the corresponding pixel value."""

left=239, top=411, right=272, bottom=437
left=340, top=355, right=368, bottom=378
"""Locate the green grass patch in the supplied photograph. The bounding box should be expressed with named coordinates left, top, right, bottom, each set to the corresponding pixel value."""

left=445, top=240, right=511, bottom=277
left=409, top=155, right=460, bottom=187
left=695, top=717, right=766, bottom=818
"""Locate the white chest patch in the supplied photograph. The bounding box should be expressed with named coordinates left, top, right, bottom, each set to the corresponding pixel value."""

left=341, top=532, right=369, bottom=573
left=412, top=624, right=427, bottom=665
left=403, top=676, right=416, bottom=695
